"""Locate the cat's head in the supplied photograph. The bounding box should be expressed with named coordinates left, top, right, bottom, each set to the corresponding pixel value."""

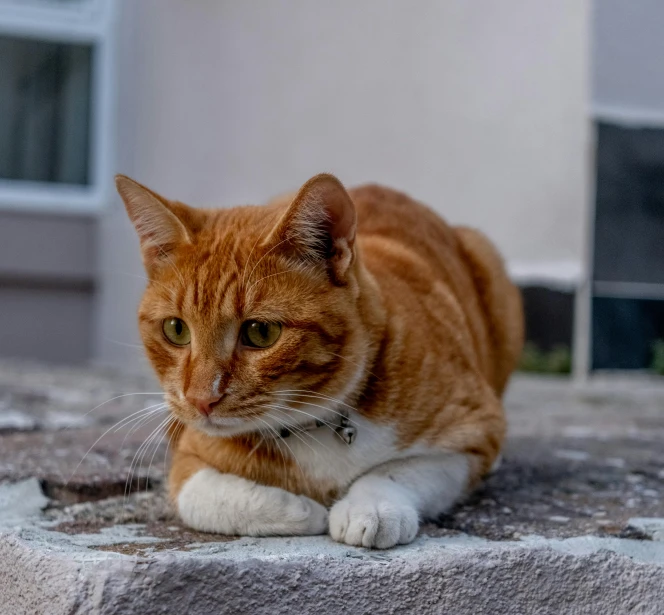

left=117, top=174, right=374, bottom=438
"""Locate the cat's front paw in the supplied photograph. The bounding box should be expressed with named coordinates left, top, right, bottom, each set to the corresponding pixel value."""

left=295, top=495, right=329, bottom=535
left=329, top=494, right=419, bottom=549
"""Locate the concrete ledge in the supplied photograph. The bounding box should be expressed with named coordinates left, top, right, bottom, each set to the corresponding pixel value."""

left=1, top=478, right=664, bottom=615
left=2, top=365, right=664, bottom=613
left=2, top=526, right=664, bottom=614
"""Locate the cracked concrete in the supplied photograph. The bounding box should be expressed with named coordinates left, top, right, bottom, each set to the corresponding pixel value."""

left=1, top=360, right=664, bottom=613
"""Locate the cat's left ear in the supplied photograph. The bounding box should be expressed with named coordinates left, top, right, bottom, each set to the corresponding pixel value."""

left=115, top=175, right=193, bottom=275
left=268, top=174, right=357, bottom=284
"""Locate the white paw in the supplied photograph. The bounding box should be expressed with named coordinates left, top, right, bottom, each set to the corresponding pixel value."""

left=329, top=495, right=419, bottom=549
left=291, top=495, right=329, bottom=535
left=177, top=469, right=328, bottom=536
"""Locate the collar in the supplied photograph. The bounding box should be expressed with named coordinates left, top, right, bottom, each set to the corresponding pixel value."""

left=277, top=410, right=357, bottom=445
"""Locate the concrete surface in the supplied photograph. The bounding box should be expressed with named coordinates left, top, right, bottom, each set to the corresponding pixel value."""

left=1, top=359, right=664, bottom=613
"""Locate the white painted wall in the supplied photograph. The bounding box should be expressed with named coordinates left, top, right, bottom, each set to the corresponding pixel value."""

left=96, top=0, right=590, bottom=366
left=593, top=0, right=664, bottom=122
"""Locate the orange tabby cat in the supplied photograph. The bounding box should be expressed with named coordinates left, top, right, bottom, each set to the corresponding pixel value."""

left=117, top=173, right=523, bottom=548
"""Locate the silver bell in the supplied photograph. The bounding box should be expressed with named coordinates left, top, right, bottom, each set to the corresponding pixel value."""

left=340, top=426, right=356, bottom=445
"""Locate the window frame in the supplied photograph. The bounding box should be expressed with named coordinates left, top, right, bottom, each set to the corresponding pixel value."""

left=0, top=0, right=116, bottom=214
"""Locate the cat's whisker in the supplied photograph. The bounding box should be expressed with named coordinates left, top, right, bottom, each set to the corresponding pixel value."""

left=261, top=405, right=340, bottom=455
left=105, top=339, right=145, bottom=350
left=163, top=421, right=184, bottom=479
left=246, top=268, right=301, bottom=295
left=254, top=415, right=306, bottom=479
left=240, top=216, right=276, bottom=291
left=123, top=414, right=166, bottom=503
left=261, top=403, right=352, bottom=449
left=327, top=351, right=382, bottom=382
left=275, top=421, right=321, bottom=457
left=85, top=393, right=165, bottom=425
left=156, top=244, right=186, bottom=289
left=124, top=415, right=172, bottom=506
left=113, top=402, right=169, bottom=433
left=123, top=416, right=170, bottom=509
left=117, top=408, right=168, bottom=452
left=58, top=392, right=165, bottom=434
left=65, top=403, right=168, bottom=487
left=245, top=432, right=266, bottom=461
left=244, top=237, right=291, bottom=290
left=271, top=389, right=358, bottom=415
left=259, top=406, right=319, bottom=451
left=269, top=392, right=357, bottom=424
left=145, top=416, right=176, bottom=495
left=253, top=416, right=289, bottom=474
left=260, top=402, right=342, bottom=433
left=118, top=406, right=169, bottom=466
left=135, top=415, right=172, bottom=486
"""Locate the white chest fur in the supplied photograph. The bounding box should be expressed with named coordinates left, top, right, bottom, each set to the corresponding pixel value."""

left=274, top=412, right=425, bottom=494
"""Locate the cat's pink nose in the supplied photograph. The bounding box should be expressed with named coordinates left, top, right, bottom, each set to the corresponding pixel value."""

left=187, top=395, right=222, bottom=417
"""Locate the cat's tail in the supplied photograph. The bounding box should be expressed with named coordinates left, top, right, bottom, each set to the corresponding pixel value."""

left=454, top=226, right=524, bottom=396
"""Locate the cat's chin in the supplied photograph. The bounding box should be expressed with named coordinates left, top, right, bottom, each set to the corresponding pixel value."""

left=189, top=415, right=262, bottom=439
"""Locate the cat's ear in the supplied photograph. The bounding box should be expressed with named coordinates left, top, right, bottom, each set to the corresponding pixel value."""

left=115, top=175, right=192, bottom=274
left=268, top=174, right=357, bottom=284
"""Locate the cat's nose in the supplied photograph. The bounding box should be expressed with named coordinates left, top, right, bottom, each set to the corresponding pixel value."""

left=186, top=394, right=222, bottom=417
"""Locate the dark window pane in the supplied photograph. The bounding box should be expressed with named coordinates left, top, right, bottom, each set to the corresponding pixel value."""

left=592, top=296, right=664, bottom=370
left=593, top=122, right=664, bottom=285
left=521, top=286, right=574, bottom=352
left=0, top=35, right=92, bottom=185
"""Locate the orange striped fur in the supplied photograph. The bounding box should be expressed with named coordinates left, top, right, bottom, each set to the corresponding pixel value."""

left=117, top=173, right=523, bottom=532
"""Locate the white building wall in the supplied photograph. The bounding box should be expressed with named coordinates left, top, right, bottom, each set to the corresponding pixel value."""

left=96, top=0, right=590, bottom=367
left=593, top=0, right=664, bottom=122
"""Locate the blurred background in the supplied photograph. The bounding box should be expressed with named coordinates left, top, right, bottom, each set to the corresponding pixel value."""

left=0, top=0, right=661, bottom=380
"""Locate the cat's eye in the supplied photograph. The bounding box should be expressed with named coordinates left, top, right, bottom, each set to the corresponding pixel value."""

left=241, top=320, right=282, bottom=349
left=162, top=318, right=191, bottom=346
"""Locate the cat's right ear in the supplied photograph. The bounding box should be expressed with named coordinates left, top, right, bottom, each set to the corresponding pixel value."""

left=115, top=175, right=192, bottom=275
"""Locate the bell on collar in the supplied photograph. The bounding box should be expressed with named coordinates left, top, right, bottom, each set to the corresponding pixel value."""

left=336, top=416, right=356, bottom=445
left=340, top=426, right=356, bottom=445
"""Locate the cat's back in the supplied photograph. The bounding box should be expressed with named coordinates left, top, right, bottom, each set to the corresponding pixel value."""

left=349, top=183, right=523, bottom=396
left=350, top=184, right=458, bottom=265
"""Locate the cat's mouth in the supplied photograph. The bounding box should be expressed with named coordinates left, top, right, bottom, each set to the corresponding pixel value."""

left=193, top=412, right=283, bottom=438
left=166, top=396, right=278, bottom=438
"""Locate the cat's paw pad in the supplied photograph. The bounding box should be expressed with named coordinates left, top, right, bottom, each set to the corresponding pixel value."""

left=329, top=496, right=419, bottom=549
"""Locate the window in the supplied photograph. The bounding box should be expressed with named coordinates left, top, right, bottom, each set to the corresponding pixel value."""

left=0, top=0, right=115, bottom=213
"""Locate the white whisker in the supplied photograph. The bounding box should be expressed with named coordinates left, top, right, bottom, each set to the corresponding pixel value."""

left=240, top=216, right=276, bottom=291
left=245, top=237, right=290, bottom=290
left=64, top=392, right=165, bottom=432
left=246, top=268, right=300, bottom=295
left=270, top=391, right=357, bottom=423
left=156, top=244, right=186, bottom=289
left=254, top=415, right=306, bottom=480
left=145, top=416, right=175, bottom=494
left=261, top=403, right=351, bottom=449
left=65, top=403, right=167, bottom=486
left=272, top=389, right=358, bottom=414
left=124, top=415, right=172, bottom=504
left=262, top=405, right=339, bottom=455
left=163, top=421, right=184, bottom=478
left=253, top=416, right=289, bottom=473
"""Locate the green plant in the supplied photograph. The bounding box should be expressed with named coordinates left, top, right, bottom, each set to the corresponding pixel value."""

left=518, top=342, right=572, bottom=375
left=651, top=339, right=664, bottom=376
